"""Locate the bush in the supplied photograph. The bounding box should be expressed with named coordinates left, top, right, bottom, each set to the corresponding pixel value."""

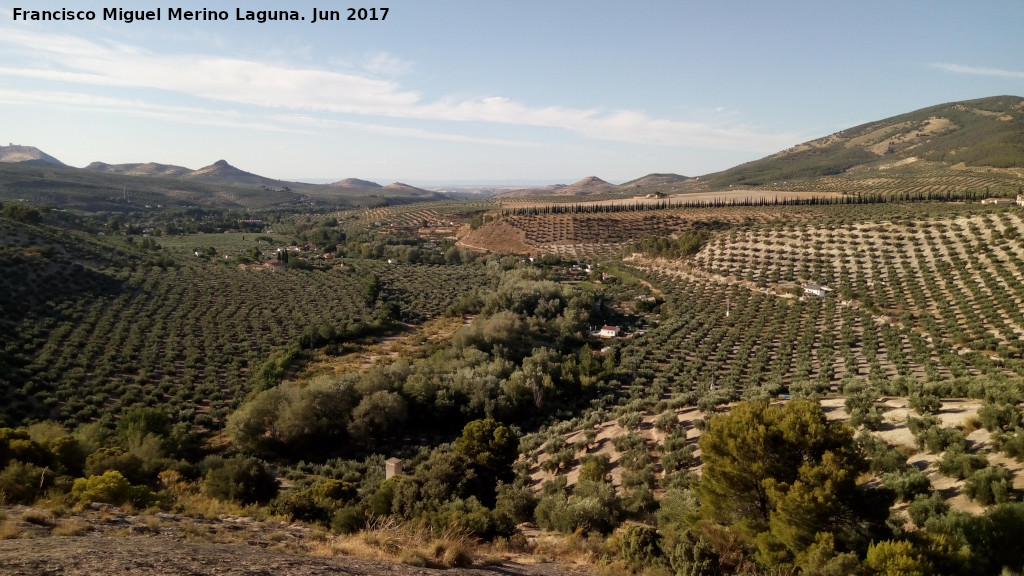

left=204, top=456, right=279, bottom=505
left=937, top=447, right=988, bottom=480
left=909, top=393, right=943, bottom=415
left=534, top=479, right=620, bottom=534
left=0, top=462, right=53, bottom=504
left=618, top=412, right=643, bottom=430
left=654, top=411, right=679, bottom=433
left=881, top=469, right=932, bottom=502
left=996, top=427, right=1024, bottom=461
left=619, top=524, right=663, bottom=569
left=912, top=422, right=965, bottom=454
left=663, top=535, right=719, bottom=576
left=908, top=492, right=949, bottom=527
left=272, top=490, right=330, bottom=526
left=495, top=481, right=537, bottom=523
left=84, top=447, right=146, bottom=485
left=864, top=539, right=931, bottom=576
left=71, top=470, right=153, bottom=507
left=964, top=466, right=1013, bottom=505
left=331, top=505, right=367, bottom=534
left=978, top=402, right=1022, bottom=433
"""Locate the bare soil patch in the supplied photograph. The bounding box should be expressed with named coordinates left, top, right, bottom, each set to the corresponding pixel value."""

left=0, top=535, right=585, bottom=576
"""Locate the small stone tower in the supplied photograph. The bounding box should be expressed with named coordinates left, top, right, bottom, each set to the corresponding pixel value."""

left=385, top=457, right=403, bottom=479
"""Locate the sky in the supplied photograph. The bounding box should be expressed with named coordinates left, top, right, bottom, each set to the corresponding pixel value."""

left=1, top=1, right=1023, bottom=185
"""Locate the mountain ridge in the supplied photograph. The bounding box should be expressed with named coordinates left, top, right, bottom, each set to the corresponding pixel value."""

left=4, top=95, right=1023, bottom=203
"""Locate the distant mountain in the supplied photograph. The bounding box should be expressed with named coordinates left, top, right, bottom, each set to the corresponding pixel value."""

left=0, top=144, right=65, bottom=166
left=182, top=160, right=286, bottom=187
left=620, top=173, right=692, bottom=188
left=330, top=178, right=383, bottom=188
left=495, top=175, right=618, bottom=198
left=561, top=176, right=615, bottom=194
left=85, top=161, right=193, bottom=178
left=702, top=95, right=1024, bottom=189
left=381, top=182, right=447, bottom=201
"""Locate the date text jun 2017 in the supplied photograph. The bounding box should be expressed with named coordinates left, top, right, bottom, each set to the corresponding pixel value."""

left=10, top=7, right=389, bottom=24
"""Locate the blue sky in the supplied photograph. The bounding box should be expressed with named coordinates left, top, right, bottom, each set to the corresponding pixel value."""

left=1, top=0, right=1022, bottom=184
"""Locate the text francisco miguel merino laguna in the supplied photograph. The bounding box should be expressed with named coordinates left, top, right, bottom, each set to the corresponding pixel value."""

left=11, top=7, right=388, bottom=23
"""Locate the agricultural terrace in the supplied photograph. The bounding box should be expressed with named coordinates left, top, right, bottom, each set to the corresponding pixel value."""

left=461, top=205, right=831, bottom=257
left=500, top=189, right=844, bottom=210
left=757, top=169, right=1023, bottom=198
left=615, top=204, right=1024, bottom=404
left=351, top=201, right=497, bottom=237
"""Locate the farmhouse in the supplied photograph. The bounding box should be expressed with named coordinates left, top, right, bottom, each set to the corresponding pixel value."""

left=804, top=283, right=832, bottom=298
left=598, top=325, right=620, bottom=338
left=1017, top=194, right=1024, bottom=207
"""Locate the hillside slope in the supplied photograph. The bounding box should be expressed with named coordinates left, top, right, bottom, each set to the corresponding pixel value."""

left=703, top=95, right=1024, bottom=189
left=0, top=144, right=66, bottom=166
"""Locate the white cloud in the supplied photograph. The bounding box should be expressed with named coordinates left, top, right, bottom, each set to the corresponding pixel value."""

left=0, top=88, right=312, bottom=133
left=929, top=62, right=1024, bottom=80
left=362, top=52, right=413, bottom=77
left=0, top=27, right=798, bottom=152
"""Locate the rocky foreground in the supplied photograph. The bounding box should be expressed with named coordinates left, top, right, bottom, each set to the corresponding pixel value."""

left=0, top=506, right=585, bottom=576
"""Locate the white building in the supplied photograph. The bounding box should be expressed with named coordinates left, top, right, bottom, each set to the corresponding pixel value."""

left=804, top=283, right=832, bottom=298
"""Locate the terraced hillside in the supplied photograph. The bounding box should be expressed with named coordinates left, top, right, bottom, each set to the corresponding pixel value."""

left=616, top=205, right=1024, bottom=405
left=462, top=205, right=833, bottom=257
left=353, top=201, right=497, bottom=238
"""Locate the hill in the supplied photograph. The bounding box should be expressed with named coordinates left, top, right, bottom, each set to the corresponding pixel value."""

left=701, top=95, right=1024, bottom=192
left=0, top=144, right=65, bottom=166
left=85, top=161, right=193, bottom=178
left=495, top=176, right=618, bottom=198
left=619, top=172, right=692, bottom=189
left=183, top=159, right=286, bottom=188
left=0, top=157, right=447, bottom=211
left=330, top=178, right=383, bottom=188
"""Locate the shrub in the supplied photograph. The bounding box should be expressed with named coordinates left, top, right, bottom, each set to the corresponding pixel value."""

left=909, top=393, right=943, bottom=415
left=331, top=505, right=367, bottom=534
left=654, top=411, right=679, bottom=433
left=534, top=479, right=620, bottom=535
left=619, top=524, right=663, bottom=569
left=912, top=423, right=965, bottom=454
left=84, top=447, right=145, bottom=485
left=908, top=492, right=949, bottom=527
left=881, top=469, right=932, bottom=502
left=964, top=466, right=1013, bottom=505
left=978, top=402, right=1022, bottom=433
left=618, top=412, right=643, bottom=430
left=577, top=454, right=610, bottom=484
left=864, top=539, right=931, bottom=576
left=937, top=447, right=988, bottom=480
left=0, top=462, right=53, bottom=504
left=204, top=456, right=279, bottom=505
left=996, top=427, right=1024, bottom=461
left=663, top=535, right=719, bottom=576
left=71, top=470, right=153, bottom=507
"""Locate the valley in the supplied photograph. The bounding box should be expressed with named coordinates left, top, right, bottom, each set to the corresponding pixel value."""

left=3, top=95, right=1024, bottom=575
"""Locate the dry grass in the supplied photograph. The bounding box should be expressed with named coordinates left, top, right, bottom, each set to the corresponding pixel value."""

left=962, top=416, right=983, bottom=434
left=0, top=520, right=19, bottom=539
left=51, top=517, right=94, bottom=537
left=531, top=530, right=614, bottom=566
left=309, top=517, right=479, bottom=569
left=0, top=509, right=19, bottom=540
left=20, top=509, right=55, bottom=527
